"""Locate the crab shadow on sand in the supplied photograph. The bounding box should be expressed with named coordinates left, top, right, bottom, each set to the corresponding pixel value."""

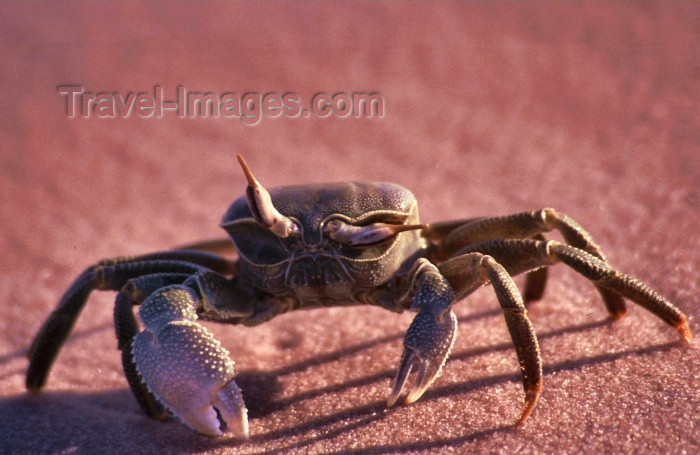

left=215, top=312, right=682, bottom=454
left=4, top=308, right=683, bottom=454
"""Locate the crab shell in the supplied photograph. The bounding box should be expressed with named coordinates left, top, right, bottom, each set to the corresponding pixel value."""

left=220, top=182, right=426, bottom=297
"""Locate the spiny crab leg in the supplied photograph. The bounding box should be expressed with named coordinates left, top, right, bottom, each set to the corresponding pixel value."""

left=132, top=285, right=248, bottom=438
left=237, top=154, right=299, bottom=238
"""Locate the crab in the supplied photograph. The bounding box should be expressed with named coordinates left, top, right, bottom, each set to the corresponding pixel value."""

left=26, top=155, right=692, bottom=438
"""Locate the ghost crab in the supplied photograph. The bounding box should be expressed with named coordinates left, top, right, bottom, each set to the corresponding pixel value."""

left=27, top=155, right=692, bottom=438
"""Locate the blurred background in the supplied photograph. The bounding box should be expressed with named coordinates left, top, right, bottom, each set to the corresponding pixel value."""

left=0, top=3, right=697, bottom=454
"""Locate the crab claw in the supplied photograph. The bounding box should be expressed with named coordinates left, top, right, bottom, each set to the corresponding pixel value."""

left=387, top=309, right=457, bottom=407
left=132, top=285, right=249, bottom=438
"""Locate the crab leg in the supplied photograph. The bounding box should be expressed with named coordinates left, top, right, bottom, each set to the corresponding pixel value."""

left=439, top=252, right=542, bottom=425
left=427, top=209, right=627, bottom=318
left=454, top=239, right=692, bottom=342
left=437, top=252, right=543, bottom=424
left=26, top=251, right=230, bottom=391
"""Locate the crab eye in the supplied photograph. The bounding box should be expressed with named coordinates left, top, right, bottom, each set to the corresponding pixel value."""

left=323, top=219, right=425, bottom=248
left=237, top=154, right=300, bottom=238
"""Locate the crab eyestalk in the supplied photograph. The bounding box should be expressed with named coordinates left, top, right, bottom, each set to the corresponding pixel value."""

left=237, top=154, right=299, bottom=238
left=324, top=219, right=426, bottom=247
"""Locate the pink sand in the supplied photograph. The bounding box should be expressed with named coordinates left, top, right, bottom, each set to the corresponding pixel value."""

left=1, top=3, right=698, bottom=454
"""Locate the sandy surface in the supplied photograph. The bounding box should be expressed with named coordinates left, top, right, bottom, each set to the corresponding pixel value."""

left=1, top=2, right=698, bottom=454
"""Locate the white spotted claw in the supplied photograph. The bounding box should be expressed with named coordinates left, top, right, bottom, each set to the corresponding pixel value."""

left=132, top=286, right=249, bottom=438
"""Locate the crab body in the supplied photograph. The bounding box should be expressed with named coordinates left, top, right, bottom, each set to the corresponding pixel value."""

left=26, top=155, right=692, bottom=439
left=221, top=181, right=424, bottom=312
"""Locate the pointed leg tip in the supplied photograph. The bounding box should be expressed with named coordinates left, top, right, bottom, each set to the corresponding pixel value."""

left=387, top=349, right=415, bottom=409
left=386, top=383, right=427, bottom=408
left=386, top=395, right=399, bottom=408
left=403, top=394, right=419, bottom=406
left=404, top=383, right=431, bottom=405
left=606, top=309, right=627, bottom=322
left=516, top=383, right=542, bottom=426
left=673, top=314, right=692, bottom=343
left=515, top=407, right=533, bottom=427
